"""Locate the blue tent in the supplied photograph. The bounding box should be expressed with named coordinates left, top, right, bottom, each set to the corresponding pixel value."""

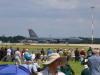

left=0, top=64, right=31, bottom=75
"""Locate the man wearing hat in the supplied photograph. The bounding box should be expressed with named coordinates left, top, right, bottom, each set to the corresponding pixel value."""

left=81, top=65, right=89, bottom=75
left=38, top=53, right=66, bottom=75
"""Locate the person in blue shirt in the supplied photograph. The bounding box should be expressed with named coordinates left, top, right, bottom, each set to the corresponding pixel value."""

left=47, top=48, right=52, bottom=56
left=88, top=50, right=100, bottom=75
left=87, top=47, right=93, bottom=58
left=10, top=47, right=15, bottom=55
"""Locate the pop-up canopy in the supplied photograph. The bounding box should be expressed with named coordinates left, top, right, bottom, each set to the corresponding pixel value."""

left=0, top=64, right=31, bottom=75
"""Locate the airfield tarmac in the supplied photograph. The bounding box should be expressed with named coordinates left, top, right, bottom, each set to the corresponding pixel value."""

left=0, top=43, right=100, bottom=48
left=69, top=44, right=100, bottom=48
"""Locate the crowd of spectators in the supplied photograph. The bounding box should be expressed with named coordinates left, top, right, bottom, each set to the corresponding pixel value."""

left=0, top=46, right=100, bottom=75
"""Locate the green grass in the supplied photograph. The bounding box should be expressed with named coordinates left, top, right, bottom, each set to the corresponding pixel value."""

left=69, top=61, right=84, bottom=75
left=0, top=61, right=84, bottom=75
left=0, top=61, right=15, bottom=65
left=0, top=44, right=88, bottom=50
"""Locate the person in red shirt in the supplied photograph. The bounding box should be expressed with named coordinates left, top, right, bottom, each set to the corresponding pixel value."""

left=80, top=49, right=85, bottom=56
left=21, top=48, right=26, bottom=56
left=80, top=49, right=86, bottom=65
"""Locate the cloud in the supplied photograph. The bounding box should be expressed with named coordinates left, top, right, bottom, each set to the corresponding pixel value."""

left=76, top=18, right=85, bottom=23
left=34, top=0, right=79, bottom=9
left=0, top=0, right=100, bottom=37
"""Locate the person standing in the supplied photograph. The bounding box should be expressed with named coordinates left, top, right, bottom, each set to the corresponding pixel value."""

left=66, top=49, right=71, bottom=61
left=87, top=47, right=93, bottom=58
left=47, top=48, right=52, bottom=56
left=94, top=48, right=100, bottom=56
left=31, top=51, right=35, bottom=61
left=80, top=49, right=86, bottom=64
left=59, top=49, right=63, bottom=57
left=21, top=48, right=26, bottom=56
left=41, top=48, right=45, bottom=55
left=10, top=47, right=15, bottom=56
left=10, top=47, right=15, bottom=61
left=1, top=47, right=7, bottom=61
left=75, top=48, right=80, bottom=62
left=15, top=48, right=21, bottom=65
left=88, top=50, right=100, bottom=75
left=6, top=48, right=11, bottom=62
left=71, top=49, right=75, bottom=61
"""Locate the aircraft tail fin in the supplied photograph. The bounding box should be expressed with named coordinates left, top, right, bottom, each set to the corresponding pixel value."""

left=28, top=29, right=38, bottom=38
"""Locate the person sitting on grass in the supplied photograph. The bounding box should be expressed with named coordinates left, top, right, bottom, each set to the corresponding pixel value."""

left=59, top=64, right=75, bottom=75
left=38, top=53, right=66, bottom=75
left=22, top=54, right=38, bottom=75
left=81, top=65, right=89, bottom=75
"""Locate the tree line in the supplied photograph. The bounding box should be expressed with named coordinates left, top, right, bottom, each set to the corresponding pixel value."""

left=80, top=37, right=100, bottom=44
left=0, top=36, right=100, bottom=44
left=0, top=36, right=25, bottom=43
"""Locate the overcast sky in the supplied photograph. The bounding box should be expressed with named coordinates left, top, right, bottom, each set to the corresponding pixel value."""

left=0, top=0, right=100, bottom=38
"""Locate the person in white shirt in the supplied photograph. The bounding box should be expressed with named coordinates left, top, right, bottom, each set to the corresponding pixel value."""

left=71, top=49, right=75, bottom=61
left=31, top=51, right=35, bottom=61
left=15, top=48, right=21, bottom=65
left=6, top=48, right=11, bottom=61
left=34, top=59, right=40, bottom=71
left=7, top=49, right=11, bottom=56
left=22, top=54, right=38, bottom=75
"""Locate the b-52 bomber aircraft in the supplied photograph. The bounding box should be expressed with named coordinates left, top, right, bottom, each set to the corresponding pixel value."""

left=26, top=29, right=82, bottom=43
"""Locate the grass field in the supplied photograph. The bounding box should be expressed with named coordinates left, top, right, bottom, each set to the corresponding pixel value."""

left=0, top=61, right=84, bottom=75
left=0, top=44, right=88, bottom=75
left=0, top=43, right=89, bottom=50
left=69, top=61, right=84, bottom=75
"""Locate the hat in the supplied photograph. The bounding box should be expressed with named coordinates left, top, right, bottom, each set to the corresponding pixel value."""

left=43, top=53, right=66, bottom=65
left=84, top=65, right=88, bottom=68
left=65, top=49, right=67, bottom=50
left=26, top=49, right=28, bottom=51
left=25, top=54, right=32, bottom=60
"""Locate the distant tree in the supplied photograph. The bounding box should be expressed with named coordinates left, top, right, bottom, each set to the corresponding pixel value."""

left=78, top=37, right=91, bottom=44
left=0, top=35, right=25, bottom=43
